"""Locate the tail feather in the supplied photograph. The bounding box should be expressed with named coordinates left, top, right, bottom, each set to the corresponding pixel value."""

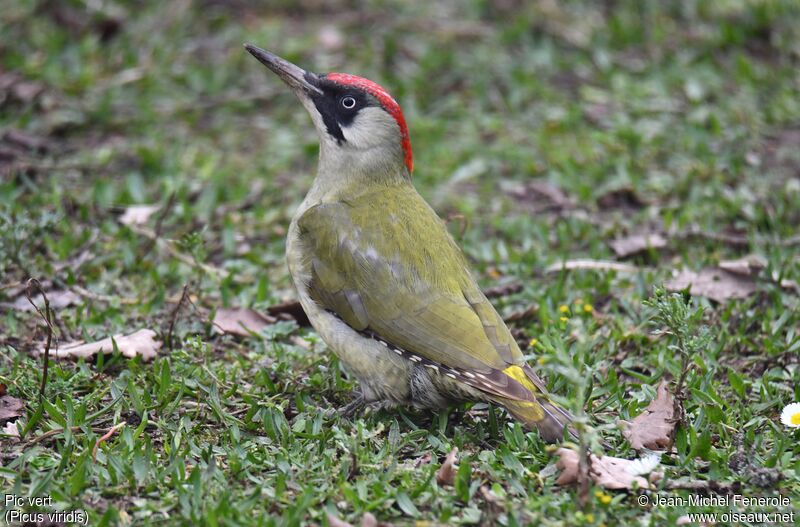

left=495, top=364, right=576, bottom=442
left=502, top=398, right=576, bottom=443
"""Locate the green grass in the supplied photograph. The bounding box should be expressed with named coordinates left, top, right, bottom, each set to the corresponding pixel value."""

left=1, top=0, right=799, bottom=525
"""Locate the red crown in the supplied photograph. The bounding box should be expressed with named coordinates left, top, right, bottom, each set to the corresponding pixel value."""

left=327, top=73, right=413, bottom=174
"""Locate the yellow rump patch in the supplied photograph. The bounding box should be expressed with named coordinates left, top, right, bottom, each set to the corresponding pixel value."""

left=502, top=364, right=539, bottom=394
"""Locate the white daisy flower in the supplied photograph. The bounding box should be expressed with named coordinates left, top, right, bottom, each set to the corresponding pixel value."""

left=780, top=403, right=800, bottom=428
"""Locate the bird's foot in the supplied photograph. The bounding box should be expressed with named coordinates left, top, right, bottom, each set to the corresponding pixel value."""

left=337, top=393, right=367, bottom=418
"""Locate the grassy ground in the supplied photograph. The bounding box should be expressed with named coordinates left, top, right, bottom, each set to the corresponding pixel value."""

left=1, top=0, right=799, bottom=525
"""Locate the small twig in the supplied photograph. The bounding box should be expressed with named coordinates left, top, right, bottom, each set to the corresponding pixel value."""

left=673, top=335, right=691, bottom=428
left=139, top=192, right=177, bottom=257
left=25, top=279, right=57, bottom=400
left=166, top=283, right=191, bottom=350
left=445, top=212, right=469, bottom=238
left=577, top=437, right=591, bottom=509
left=21, top=425, right=105, bottom=448
left=69, top=284, right=139, bottom=305
left=92, top=422, right=126, bottom=462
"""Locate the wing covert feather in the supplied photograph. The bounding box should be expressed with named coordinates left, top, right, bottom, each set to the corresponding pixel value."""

left=297, top=186, right=524, bottom=376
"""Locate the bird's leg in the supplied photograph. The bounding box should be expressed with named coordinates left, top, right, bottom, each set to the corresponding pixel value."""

left=337, top=392, right=366, bottom=418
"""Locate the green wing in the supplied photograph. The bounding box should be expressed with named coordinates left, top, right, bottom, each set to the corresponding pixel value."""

left=298, top=185, right=526, bottom=385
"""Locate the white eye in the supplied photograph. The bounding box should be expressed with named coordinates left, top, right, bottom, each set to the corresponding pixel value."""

left=341, top=96, right=356, bottom=109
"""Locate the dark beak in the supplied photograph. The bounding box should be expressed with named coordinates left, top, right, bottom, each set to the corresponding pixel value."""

left=244, top=44, right=322, bottom=96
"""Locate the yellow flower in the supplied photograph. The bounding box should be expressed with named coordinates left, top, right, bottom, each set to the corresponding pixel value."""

left=780, top=403, right=800, bottom=427
left=585, top=513, right=594, bottom=523
left=583, top=303, right=594, bottom=314
left=595, top=490, right=612, bottom=504
left=537, top=357, right=546, bottom=365
left=487, top=267, right=501, bottom=279
left=528, top=338, right=538, bottom=348
left=559, top=304, right=569, bottom=313
left=560, top=316, right=568, bottom=323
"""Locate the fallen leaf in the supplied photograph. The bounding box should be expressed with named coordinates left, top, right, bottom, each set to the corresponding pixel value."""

left=545, top=259, right=641, bottom=274
left=3, top=289, right=81, bottom=312
left=484, top=281, right=524, bottom=298
left=504, top=305, right=539, bottom=323
left=119, top=204, right=160, bottom=226
left=479, top=485, right=504, bottom=516
left=436, top=447, right=458, bottom=487
left=327, top=514, right=354, bottom=527
left=596, top=185, right=648, bottom=210
left=620, top=380, right=677, bottom=450
left=555, top=448, right=658, bottom=490
left=609, top=233, right=668, bottom=258
left=44, top=329, right=161, bottom=361
left=326, top=512, right=393, bottom=527
left=288, top=336, right=312, bottom=349
left=0, top=383, right=6, bottom=396
left=413, top=453, right=432, bottom=468
left=212, top=308, right=276, bottom=337
left=3, top=129, right=48, bottom=152
left=780, top=278, right=800, bottom=294
left=0, top=70, right=45, bottom=104
left=718, top=254, right=767, bottom=276
left=2, top=420, right=20, bottom=440
left=665, top=268, right=757, bottom=303
left=266, top=300, right=310, bottom=327
left=0, top=395, right=24, bottom=424
left=507, top=180, right=576, bottom=213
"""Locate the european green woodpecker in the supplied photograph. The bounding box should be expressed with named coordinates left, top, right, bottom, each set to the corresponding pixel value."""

left=245, top=44, right=572, bottom=442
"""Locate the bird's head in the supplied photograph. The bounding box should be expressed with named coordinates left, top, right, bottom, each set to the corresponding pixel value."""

left=245, top=44, right=413, bottom=178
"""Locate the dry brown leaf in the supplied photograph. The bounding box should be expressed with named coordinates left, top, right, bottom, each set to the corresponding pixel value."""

left=0, top=71, right=45, bottom=103
left=483, top=281, right=524, bottom=298
left=212, top=308, right=276, bottom=337
left=45, top=329, right=161, bottom=361
left=620, top=380, right=677, bottom=450
left=3, top=289, right=81, bottom=312
left=596, top=185, right=648, bottom=210
left=508, top=180, right=576, bottom=213
left=436, top=447, right=458, bottom=486
left=718, top=254, right=767, bottom=276
left=327, top=514, right=354, bottom=527
left=555, top=448, right=655, bottom=490
left=2, top=420, right=20, bottom=440
left=479, top=485, right=504, bottom=516
left=780, top=278, right=800, bottom=294
left=266, top=300, right=310, bottom=327
left=545, top=259, right=641, bottom=274
left=413, top=452, right=433, bottom=468
left=665, top=268, right=757, bottom=303
left=3, top=129, right=48, bottom=152
left=119, top=204, right=160, bottom=226
left=609, top=233, right=668, bottom=258
left=0, top=395, right=24, bottom=424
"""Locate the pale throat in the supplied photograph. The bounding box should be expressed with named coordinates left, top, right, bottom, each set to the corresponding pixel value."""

left=309, top=134, right=410, bottom=203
